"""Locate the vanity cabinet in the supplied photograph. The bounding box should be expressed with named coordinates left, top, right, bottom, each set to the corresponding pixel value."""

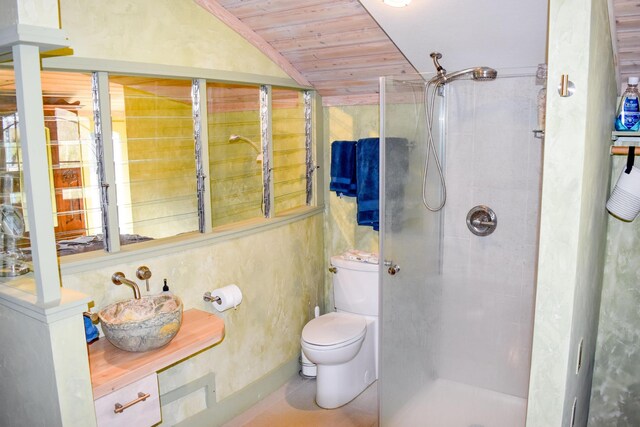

left=88, top=309, right=225, bottom=425
left=94, top=373, right=161, bottom=427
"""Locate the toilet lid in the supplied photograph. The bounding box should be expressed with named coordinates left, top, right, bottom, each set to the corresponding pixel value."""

left=302, top=312, right=366, bottom=346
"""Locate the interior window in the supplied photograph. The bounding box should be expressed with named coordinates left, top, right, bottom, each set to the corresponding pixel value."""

left=0, top=68, right=33, bottom=275
left=206, top=83, right=264, bottom=228
left=0, top=69, right=314, bottom=261
left=271, top=88, right=308, bottom=214
left=108, top=76, right=198, bottom=243
left=41, top=71, right=103, bottom=255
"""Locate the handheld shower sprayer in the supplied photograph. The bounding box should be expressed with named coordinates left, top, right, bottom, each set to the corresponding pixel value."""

left=422, top=53, right=497, bottom=212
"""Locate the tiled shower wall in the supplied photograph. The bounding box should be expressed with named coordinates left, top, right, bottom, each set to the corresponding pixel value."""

left=439, top=75, right=542, bottom=398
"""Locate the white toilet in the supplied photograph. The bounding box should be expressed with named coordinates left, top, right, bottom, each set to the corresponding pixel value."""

left=301, top=251, right=379, bottom=409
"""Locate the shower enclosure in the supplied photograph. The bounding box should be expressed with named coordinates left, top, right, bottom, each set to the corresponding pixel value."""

left=379, top=73, right=542, bottom=426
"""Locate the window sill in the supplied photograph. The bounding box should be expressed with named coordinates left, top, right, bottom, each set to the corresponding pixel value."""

left=59, top=206, right=324, bottom=275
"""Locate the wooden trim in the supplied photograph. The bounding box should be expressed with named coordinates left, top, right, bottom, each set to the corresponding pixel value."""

left=611, top=145, right=640, bottom=155
left=194, top=0, right=311, bottom=87
left=89, top=309, right=225, bottom=399
left=219, top=0, right=331, bottom=19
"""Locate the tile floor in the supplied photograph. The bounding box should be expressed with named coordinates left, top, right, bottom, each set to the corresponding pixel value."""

left=223, top=375, right=379, bottom=427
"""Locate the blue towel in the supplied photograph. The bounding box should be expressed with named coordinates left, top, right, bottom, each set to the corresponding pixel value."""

left=330, top=140, right=357, bottom=197
left=385, top=137, right=409, bottom=232
left=84, top=315, right=99, bottom=343
left=356, top=138, right=380, bottom=231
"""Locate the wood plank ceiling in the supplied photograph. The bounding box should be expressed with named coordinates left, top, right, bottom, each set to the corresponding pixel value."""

left=195, top=0, right=420, bottom=106
left=613, top=0, right=640, bottom=85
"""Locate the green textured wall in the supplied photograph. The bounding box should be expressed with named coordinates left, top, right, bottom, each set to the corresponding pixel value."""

left=58, top=0, right=291, bottom=78
left=62, top=215, right=324, bottom=424
left=323, top=104, right=379, bottom=309
left=590, top=156, right=640, bottom=426
left=527, top=0, right=617, bottom=425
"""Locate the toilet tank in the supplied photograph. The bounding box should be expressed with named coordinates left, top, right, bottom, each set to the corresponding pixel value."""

left=331, top=253, right=379, bottom=316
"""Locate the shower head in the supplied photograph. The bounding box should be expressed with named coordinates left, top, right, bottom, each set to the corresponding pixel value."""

left=427, top=53, right=497, bottom=85
left=443, top=66, right=498, bottom=83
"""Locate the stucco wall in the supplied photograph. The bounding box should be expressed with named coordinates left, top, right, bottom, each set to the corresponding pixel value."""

left=62, top=215, right=323, bottom=424
left=322, top=104, right=380, bottom=310
left=0, top=0, right=59, bottom=29
left=57, top=0, right=290, bottom=78
left=527, top=0, right=616, bottom=425
left=590, top=155, right=640, bottom=425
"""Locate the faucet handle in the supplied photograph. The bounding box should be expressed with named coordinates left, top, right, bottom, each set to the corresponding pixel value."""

left=112, top=272, right=126, bottom=285
left=136, top=266, right=152, bottom=291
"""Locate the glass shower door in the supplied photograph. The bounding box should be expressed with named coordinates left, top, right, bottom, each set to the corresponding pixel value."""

left=379, top=74, right=539, bottom=426
left=379, top=76, right=444, bottom=425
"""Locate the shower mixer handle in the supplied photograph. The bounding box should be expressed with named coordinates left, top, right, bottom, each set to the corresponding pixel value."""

left=472, top=219, right=496, bottom=227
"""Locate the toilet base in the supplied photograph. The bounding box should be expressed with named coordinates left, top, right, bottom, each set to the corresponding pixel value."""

left=315, top=318, right=376, bottom=409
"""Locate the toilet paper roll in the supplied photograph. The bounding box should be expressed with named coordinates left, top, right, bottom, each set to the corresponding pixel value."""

left=210, top=284, right=243, bottom=312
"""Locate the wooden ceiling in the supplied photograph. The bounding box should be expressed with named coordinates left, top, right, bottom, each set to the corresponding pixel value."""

left=195, top=0, right=420, bottom=106
left=613, top=0, right=640, bottom=84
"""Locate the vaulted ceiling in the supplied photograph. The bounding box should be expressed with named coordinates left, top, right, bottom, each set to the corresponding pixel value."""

left=612, top=0, right=640, bottom=84
left=195, top=0, right=632, bottom=105
left=195, top=0, right=420, bottom=106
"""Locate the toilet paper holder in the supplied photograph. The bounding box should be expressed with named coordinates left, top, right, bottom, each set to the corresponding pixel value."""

left=203, top=291, right=222, bottom=305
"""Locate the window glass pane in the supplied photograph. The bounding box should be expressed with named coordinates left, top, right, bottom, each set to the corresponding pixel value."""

left=0, top=68, right=33, bottom=278
left=109, top=76, right=197, bottom=242
left=272, top=88, right=307, bottom=213
left=41, top=71, right=103, bottom=256
left=207, top=83, right=263, bottom=228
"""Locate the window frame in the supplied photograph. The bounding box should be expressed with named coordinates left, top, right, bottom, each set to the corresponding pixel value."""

left=0, top=60, right=324, bottom=277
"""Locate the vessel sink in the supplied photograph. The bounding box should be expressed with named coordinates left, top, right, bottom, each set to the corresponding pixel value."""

left=98, top=294, right=183, bottom=352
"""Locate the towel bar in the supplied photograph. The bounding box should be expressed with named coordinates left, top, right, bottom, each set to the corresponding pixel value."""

left=611, top=146, right=640, bottom=156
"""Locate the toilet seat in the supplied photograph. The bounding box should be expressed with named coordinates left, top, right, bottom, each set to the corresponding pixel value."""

left=301, top=312, right=366, bottom=348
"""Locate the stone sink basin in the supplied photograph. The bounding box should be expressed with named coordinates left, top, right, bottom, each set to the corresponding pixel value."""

left=98, top=294, right=183, bottom=352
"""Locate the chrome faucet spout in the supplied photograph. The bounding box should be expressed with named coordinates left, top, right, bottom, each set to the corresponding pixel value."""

left=112, top=272, right=142, bottom=299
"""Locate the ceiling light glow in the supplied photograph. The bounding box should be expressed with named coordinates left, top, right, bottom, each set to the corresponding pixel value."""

left=383, top=0, right=411, bottom=7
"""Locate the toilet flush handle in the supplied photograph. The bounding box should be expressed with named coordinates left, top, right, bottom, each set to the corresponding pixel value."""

left=328, top=266, right=337, bottom=274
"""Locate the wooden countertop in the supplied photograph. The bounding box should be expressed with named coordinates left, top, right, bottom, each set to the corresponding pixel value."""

left=88, top=309, right=225, bottom=399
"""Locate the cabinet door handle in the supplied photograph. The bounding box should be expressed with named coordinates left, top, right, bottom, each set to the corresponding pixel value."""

left=114, top=392, right=150, bottom=414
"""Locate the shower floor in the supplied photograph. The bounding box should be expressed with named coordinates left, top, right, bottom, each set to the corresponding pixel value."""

left=388, top=378, right=527, bottom=427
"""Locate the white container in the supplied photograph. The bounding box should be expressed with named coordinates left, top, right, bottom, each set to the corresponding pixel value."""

left=607, top=165, right=640, bottom=221
left=301, top=350, right=317, bottom=378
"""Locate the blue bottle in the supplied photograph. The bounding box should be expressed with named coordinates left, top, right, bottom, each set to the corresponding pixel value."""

left=615, top=77, right=640, bottom=131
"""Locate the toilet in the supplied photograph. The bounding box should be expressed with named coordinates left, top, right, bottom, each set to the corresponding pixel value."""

left=301, top=251, right=379, bottom=409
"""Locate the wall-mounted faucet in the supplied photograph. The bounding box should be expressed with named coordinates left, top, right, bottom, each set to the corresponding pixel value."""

left=112, top=272, right=142, bottom=299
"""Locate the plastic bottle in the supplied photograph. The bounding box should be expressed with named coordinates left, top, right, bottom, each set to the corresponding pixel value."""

left=161, top=278, right=171, bottom=294
left=615, top=77, right=640, bottom=131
